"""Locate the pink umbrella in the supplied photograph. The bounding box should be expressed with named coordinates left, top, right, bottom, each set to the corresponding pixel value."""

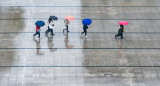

left=65, top=15, right=75, bottom=21
left=119, top=21, right=128, bottom=25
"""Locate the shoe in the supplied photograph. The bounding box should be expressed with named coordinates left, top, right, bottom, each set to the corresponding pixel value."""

left=38, top=37, right=41, bottom=39
left=85, top=35, right=88, bottom=38
left=67, top=31, right=69, bottom=32
left=52, top=34, right=55, bottom=35
left=63, top=29, right=65, bottom=33
left=115, top=35, right=117, bottom=39
left=121, top=37, right=123, bottom=39
left=33, top=35, right=35, bottom=38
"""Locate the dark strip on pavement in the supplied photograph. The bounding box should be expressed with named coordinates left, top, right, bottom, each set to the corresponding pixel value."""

left=0, top=6, right=160, bottom=7
left=0, top=32, right=160, bottom=34
left=0, top=66, right=160, bottom=68
left=0, top=48, right=159, bottom=50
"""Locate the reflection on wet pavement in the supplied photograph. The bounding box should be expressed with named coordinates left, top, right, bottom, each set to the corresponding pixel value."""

left=0, top=0, right=160, bottom=86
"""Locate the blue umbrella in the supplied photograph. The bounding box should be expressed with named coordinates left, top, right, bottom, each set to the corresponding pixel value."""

left=82, top=18, right=92, bottom=25
left=35, top=21, right=45, bottom=27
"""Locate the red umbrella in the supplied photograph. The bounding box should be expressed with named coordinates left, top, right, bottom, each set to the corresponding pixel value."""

left=65, top=15, right=75, bottom=21
left=119, top=21, right=128, bottom=25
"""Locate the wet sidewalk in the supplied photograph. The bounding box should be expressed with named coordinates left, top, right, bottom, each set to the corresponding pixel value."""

left=0, top=0, right=160, bottom=86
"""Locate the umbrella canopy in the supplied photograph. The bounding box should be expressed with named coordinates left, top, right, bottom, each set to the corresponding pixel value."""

left=65, top=15, right=75, bottom=21
left=82, top=18, right=92, bottom=25
left=50, top=16, right=58, bottom=20
left=119, top=21, right=128, bottom=25
left=35, top=21, right=45, bottom=27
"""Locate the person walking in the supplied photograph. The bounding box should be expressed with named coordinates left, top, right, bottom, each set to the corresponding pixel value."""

left=45, top=18, right=52, bottom=34
left=63, top=19, right=70, bottom=33
left=81, top=25, right=88, bottom=37
left=115, top=25, right=124, bottom=39
left=45, top=18, right=54, bottom=35
left=33, top=26, right=41, bottom=38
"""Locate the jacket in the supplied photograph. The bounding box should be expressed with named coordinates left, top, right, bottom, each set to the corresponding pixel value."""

left=118, top=28, right=123, bottom=36
left=36, top=26, right=40, bottom=32
left=48, top=21, right=54, bottom=29
left=83, top=25, right=88, bottom=30
left=64, top=19, right=70, bottom=26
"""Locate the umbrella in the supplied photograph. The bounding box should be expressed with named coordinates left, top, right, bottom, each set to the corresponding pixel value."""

left=82, top=18, right=92, bottom=25
left=119, top=21, right=128, bottom=25
left=50, top=16, right=58, bottom=20
left=65, top=15, right=75, bottom=21
left=35, top=21, right=45, bottom=27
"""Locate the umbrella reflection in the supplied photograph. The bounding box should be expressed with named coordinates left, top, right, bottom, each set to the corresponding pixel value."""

left=46, top=35, right=57, bottom=51
left=64, top=33, right=74, bottom=48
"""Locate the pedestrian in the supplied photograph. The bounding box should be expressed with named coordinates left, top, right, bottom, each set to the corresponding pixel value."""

left=81, top=25, right=88, bottom=37
left=45, top=18, right=52, bottom=34
left=33, top=26, right=41, bottom=38
left=45, top=18, right=54, bottom=35
left=63, top=19, right=70, bottom=33
left=115, top=25, right=124, bottom=39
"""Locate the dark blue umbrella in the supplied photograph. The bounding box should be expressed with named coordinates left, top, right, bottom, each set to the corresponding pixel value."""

left=82, top=18, right=92, bottom=25
left=50, top=16, right=58, bottom=20
left=35, top=21, right=45, bottom=27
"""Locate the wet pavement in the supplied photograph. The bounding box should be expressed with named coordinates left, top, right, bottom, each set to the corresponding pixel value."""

left=0, top=0, right=160, bottom=86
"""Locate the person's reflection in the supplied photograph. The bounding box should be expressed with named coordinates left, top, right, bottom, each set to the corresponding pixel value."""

left=83, top=38, right=87, bottom=48
left=83, top=38, right=89, bottom=66
left=64, top=33, right=73, bottom=48
left=118, top=39, right=122, bottom=48
left=118, top=39, right=126, bottom=57
left=33, top=38, right=41, bottom=55
left=46, top=35, right=57, bottom=51
left=64, top=33, right=69, bottom=48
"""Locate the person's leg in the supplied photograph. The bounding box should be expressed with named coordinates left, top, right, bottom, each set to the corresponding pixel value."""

left=121, top=34, right=123, bottom=39
left=63, top=25, right=67, bottom=32
left=33, top=32, right=37, bottom=36
left=47, top=29, right=52, bottom=34
left=45, top=30, right=49, bottom=34
left=38, top=32, right=40, bottom=38
left=67, top=26, right=69, bottom=32
left=33, top=33, right=36, bottom=36
left=85, top=29, right=87, bottom=36
left=115, top=34, right=118, bottom=38
left=81, top=30, right=85, bottom=34
left=50, top=29, right=54, bottom=35
left=45, top=26, right=50, bottom=34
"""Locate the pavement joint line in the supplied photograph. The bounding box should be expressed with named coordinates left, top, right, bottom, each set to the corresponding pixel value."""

left=0, top=48, right=160, bottom=49
left=0, top=32, right=160, bottom=34
left=1, top=18, right=160, bottom=20
left=0, top=66, right=160, bottom=67
left=0, top=6, right=160, bottom=7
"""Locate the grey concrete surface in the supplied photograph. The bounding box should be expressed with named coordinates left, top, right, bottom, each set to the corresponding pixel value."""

left=0, top=0, right=160, bottom=86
